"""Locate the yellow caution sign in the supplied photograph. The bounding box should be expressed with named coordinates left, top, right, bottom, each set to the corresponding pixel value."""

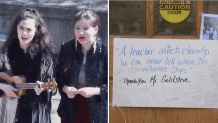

left=159, top=0, right=191, bottom=23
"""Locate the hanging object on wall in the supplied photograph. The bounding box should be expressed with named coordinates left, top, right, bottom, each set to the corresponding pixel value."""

left=159, top=0, right=191, bottom=23
left=200, top=13, right=218, bottom=40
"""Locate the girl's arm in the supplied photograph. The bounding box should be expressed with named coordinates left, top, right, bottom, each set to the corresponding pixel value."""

left=45, top=53, right=56, bottom=96
left=78, top=44, right=108, bottom=100
left=0, top=53, right=5, bottom=96
left=35, top=53, right=57, bottom=96
left=0, top=49, right=18, bottom=98
left=98, top=46, right=108, bottom=101
left=56, top=43, right=68, bottom=98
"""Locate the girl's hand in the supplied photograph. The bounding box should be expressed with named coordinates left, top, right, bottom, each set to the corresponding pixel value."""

left=0, top=83, right=19, bottom=98
left=63, top=85, right=78, bottom=98
left=77, top=87, right=100, bottom=98
left=34, top=81, right=44, bottom=95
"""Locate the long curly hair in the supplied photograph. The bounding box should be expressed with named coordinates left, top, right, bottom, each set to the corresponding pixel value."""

left=4, top=8, right=55, bottom=55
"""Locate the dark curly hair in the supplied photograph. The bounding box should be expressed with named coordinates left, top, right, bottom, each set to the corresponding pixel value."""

left=4, top=8, right=55, bottom=54
left=74, top=9, right=100, bottom=28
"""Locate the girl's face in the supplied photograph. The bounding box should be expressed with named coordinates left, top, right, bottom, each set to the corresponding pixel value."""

left=17, top=18, right=36, bottom=49
left=74, top=19, right=98, bottom=46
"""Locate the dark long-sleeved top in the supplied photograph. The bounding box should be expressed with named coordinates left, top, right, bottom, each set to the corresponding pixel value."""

left=0, top=41, right=55, bottom=123
left=56, top=39, right=108, bottom=123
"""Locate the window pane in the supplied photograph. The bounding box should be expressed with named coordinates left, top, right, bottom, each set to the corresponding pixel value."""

left=154, top=1, right=196, bottom=36
left=109, top=1, right=146, bottom=35
left=204, top=1, right=218, bottom=14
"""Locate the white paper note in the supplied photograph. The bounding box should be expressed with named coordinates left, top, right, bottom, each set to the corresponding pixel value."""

left=113, top=38, right=218, bottom=108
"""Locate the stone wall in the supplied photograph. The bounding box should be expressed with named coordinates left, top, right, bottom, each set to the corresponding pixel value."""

left=0, top=2, right=108, bottom=55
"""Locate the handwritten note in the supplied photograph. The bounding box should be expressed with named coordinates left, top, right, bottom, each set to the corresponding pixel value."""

left=113, top=38, right=218, bottom=108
